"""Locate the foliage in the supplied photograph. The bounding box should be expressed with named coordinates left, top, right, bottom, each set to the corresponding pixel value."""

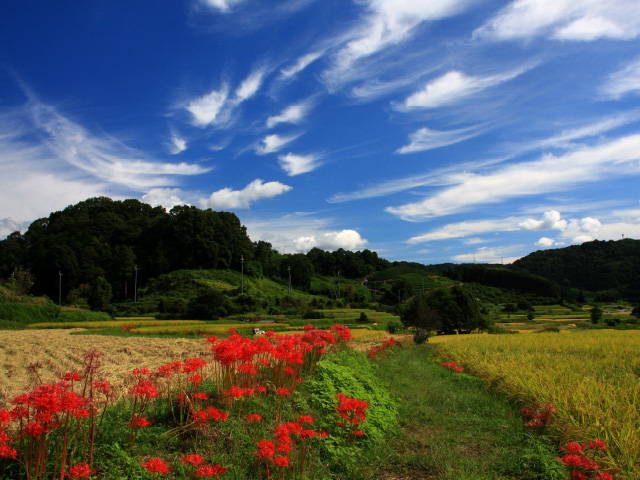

left=413, top=328, right=430, bottom=344
left=512, top=238, right=640, bottom=302
left=386, top=320, right=403, bottom=334
left=590, top=306, right=603, bottom=324
left=401, top=286, right=487, bottom=334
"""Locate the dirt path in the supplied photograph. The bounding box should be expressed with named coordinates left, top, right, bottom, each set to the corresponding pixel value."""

left=0, top=329, right=211, bottom=407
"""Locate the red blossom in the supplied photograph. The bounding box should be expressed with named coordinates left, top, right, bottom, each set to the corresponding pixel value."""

left=272, top=456, right=289, bottom=468
left=180, top=453, right=204, bottom=466
left=194, top=464, right=226, bottom=477
left=141, top=458, right=170, bottom=475
left=67, top=463, right=93, bottom=479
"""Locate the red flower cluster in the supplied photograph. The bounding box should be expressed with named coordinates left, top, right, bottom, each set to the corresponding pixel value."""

left=441, top=361, right=464, bottom=373
left=121, top=324, right=137, bottom=332
left=558, top=439, right=613, bottom=480
left=141, top=457, right=170, bottom=475
left=67, top=462, right=93, bottom=479
left=368, top=338, right=401, bottom=361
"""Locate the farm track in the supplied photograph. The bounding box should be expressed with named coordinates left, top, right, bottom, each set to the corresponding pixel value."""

left=0, top=329, right=211, bottom=407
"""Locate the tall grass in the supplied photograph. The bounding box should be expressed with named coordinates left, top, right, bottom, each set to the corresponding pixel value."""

left=435, top=330, right=640, bottom=479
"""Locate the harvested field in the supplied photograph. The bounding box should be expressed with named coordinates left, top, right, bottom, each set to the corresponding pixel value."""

left=0, top=329, right=211, bottom=407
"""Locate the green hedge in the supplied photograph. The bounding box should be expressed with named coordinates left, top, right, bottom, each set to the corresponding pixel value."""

left=0, top=303, right=111, bottom=328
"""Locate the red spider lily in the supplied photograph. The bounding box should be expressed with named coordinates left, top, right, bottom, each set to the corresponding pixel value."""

left=276, top=388, right=290, bottom=396
left=564, top=443, right=584, bottom=454
left=588, top=439, right=608, bottom=451
left=141, top=458, right=170, bottom=475
left=205, top=406, right=229, bottom=422
left=63, top=372, right=82, bottom=382
left=558, top=439, right=614, bottom=480
left=0, top=443, right=18, bottom=459
left=245, top=413, right=262, bottom=422
left=193, top=464, right=226, bottom=477
left=180, top=453, right=204, bottom=466
left=67, top=462, right=93, bottom=479
left=129, top=380, right=161, bottom=399
left=93, top=381, right=112, bottom=396
left=189, top=374, right=203, bottom=384
left=130, top=415, right=151, bottom=428
left=183, top=358, right=208, bottom=374
left=298, top=415, right=313, bottom=424
left=132, top=367, right=151, bottom=377
left=256, top=440, right=276, bottom=458
left=272, top=456, right=289, bottom=467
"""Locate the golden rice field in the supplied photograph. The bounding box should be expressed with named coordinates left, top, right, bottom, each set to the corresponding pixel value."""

left=435, top=330, right=640, bottom=479
left=0, top=329, right=210, bottom=408
left=27, top=319, right=205, bottom=329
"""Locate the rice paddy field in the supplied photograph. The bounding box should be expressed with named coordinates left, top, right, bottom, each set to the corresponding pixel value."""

left=434, top=329, right=640, bottom=479
left=0, top=329, right=211, bottom=408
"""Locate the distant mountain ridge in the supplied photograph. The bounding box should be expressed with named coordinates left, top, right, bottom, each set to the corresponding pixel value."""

left=511, top=239, right=640, bottom=301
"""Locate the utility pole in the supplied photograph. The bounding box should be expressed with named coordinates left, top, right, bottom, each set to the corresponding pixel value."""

left=337, top=271, right=341, bottom=299
left=241, top=255, right=244, bottom=294
left=134, top=265, right=138, bottom=303
left=58, top=271, right=63, bottom=306
left=287, top=266, right=292, bottom=298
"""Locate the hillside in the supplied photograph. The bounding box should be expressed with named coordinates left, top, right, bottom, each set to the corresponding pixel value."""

left=512, top=239, right=640, bottom=301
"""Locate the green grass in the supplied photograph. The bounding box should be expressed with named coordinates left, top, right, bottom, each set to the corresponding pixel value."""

left=364, top=344, right=566, bottom=480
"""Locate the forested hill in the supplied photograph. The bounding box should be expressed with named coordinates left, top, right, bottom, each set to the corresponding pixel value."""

left=511, top=239, right=640, bottom=301
left=0, top=197, right=255, bottom=301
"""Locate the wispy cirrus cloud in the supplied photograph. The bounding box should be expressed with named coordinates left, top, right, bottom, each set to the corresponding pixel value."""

left=281, top=51, right=324, bottom=78
left=322, top=0, right=471, bottom=89
left=198, top=0, right=246, bottom=14
left=386, top=134, right=640, bottom=221
left=399, top=67, right=531, bottom=110
left=184, top=66, right=266, bottom=127
left=168, top=129, right=188, bottom=154
left=278, top=152, right=322, bottom=176
left=452, top=245, right=524, bottom=264
left=396, top=125, right=482, bottom=153
left=199, top=179, right=292, bottom=209
left=601, top=56, right=640, bottom=99
left=266, top=100, right=312, bottom=128
left=408, top=218, right=520, bottom=243
left=255, top=134, right=300, bottom=155
left=474, top=0, right=640, bottom=42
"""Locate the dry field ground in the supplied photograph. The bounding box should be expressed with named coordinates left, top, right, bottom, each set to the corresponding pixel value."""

left=0, top=329, right=210, bottom=407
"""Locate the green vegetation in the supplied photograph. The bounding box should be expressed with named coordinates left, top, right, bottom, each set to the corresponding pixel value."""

left=370, top=344, right=565, bottom=480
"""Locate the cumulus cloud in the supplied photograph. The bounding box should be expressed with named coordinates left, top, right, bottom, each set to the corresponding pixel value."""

left=292, top=229, right=368, bottom=251
left=401, top=68, right=529, bottom=109
left=602, top=56, right=640, bottom=99
left=519, top=210, right=568, bottom=230
left=278, top=153, right=322, bottom=176
left=474, top=0, right=640, bottom=42
left=266, top=102, right=311, bottom=128
left=535, top=237, right=555, bottom=247
left=562, top=217, right=602, bottom=243
left=396, top=125, right=481, bottom=153
left=244, top=214, right=368, bottom=254
left=142, top=188, right=188, bottom=210
left=386, top=134, right=640, bottom=221
left=255, top=134, right=300, bottom=155
left=199, top=179, right=292, bottom=209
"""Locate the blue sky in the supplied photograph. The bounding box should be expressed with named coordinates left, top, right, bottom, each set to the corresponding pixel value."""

left=1, top=0, right=640, bottom=264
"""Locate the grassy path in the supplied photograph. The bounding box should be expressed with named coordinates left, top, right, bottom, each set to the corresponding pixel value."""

left=365, top=344, right=566, bottom=480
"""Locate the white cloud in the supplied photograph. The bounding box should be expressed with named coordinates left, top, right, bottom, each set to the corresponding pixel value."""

left=408, top=218, right=520, bottom=244
left=200, top=0, right=245, bottom=13
left=234, top=67, right=266, bottom=102
left=0, top=218, right=31, bottom=238
left=397, top=125, right=481, bottom=153
left=451, top=246, right=523, bottom=264
left=535, top=237, right=555, bottom=247
left=185, top=84, right=230, bottom=127
left=142, top=188, right=187, bottom=210
left=293, top=229, right=368, bottom=251
left=519, top=210, right=568, bottom=230
left=199, top=179, right=292, bottom=210
left=386, top=134, right=640, bottom=221
left=255, top=134, right=300, bottom=155
left=278, top=152, right=322, bottom=176
left=168, top=130, right=187, bottom=154
left=281, top=51, right=324, bottom=77
left=323, top=0, right=470, bottom=88
left=401, top=68, right=529, bottom=109
left=562, top=217, right=602, bottom=243
left=244, top=214, right=368, bottom=253
left=602, top=56, right=640, bottom=99
left=474, top=0, right=640, bottom=42
left=266, top=102, right=311, bottom=128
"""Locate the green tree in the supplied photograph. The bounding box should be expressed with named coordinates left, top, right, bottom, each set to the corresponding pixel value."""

left=87, top=276, right=112, bottom=311
left=281, top=254, right=314, bottom=289
left=590, top=306, right=603, bottom=324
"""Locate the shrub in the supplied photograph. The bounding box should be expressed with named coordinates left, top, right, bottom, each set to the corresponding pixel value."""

left=386, top=321, right=403, bottom=334
left=413, top=328, right=430, bottom=344
left=357, top=312, right=369, bottom=323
